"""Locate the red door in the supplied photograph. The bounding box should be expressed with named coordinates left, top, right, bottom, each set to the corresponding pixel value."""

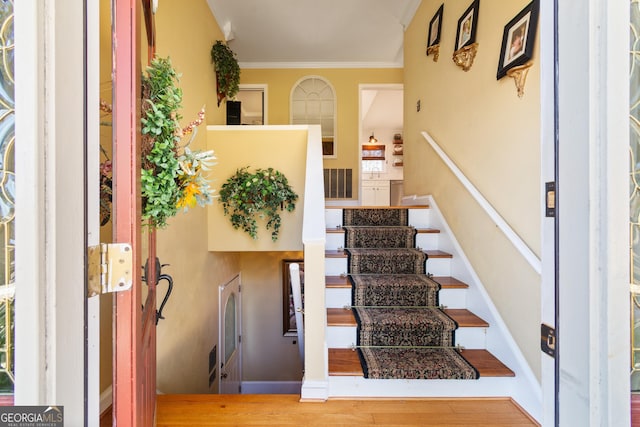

left=112, top=0, right=157, bottom=425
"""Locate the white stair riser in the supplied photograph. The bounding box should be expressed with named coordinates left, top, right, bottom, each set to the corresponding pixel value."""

left=326, top=287, right=467, bottom=309
left=415, top=233, right=438, bottom=250
left=426, top=258, right=451, bottom=276
left=326, top=376, right=516, bottom=399
left=438, top=289, right=467, bottom=309
left=326, top=258, right=448, bottom=276
left=455, top=327, right=487, bottom=349
left=326, top=233, right=438, bottom=252
left=325, top=209, right=344, bottom=228
left=327, top=327, right=357, bottom=348
left=327, top=326, right=487, bottom=349
left=326, top=233, right=345, bottom=251
left=408, top=209, right=431, bottom=228
left=326, top=288, right=351, bottom=308
left=325, top=208, right=432, bottom=229
left=326, top=258, right=348, bottom=276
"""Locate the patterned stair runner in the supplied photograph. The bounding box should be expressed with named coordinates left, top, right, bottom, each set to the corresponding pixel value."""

left=343, top=208, right=479, bottom=380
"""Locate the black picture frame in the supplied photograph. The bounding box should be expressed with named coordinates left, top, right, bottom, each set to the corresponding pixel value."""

left=282, top=259, right=304, bottom=336
left=454, top=0, right=480, bottom=51
left=496, top=0, right=539, bottom=80
left=427, top=4, right=444, bottom=53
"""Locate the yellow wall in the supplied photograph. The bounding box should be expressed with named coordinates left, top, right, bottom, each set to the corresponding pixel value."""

left=151, top=0, right=241, bottom=393
left=404, top=0, right=541, bottom=378
left=207, top=128, right=307, bottom=251
left=240, top=68, right=403, bottom=198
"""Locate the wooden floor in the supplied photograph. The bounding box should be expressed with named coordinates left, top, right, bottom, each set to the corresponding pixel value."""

left=151, top=394, right=539, bottom=426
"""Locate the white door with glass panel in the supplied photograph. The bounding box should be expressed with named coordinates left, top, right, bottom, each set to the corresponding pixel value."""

left=219, top=274, right=242, bottom=394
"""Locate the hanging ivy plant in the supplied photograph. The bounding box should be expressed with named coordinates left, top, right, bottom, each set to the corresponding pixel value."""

left=218, top=167, right=298, bottom=241
left=210, top=40, right=241, bottom=106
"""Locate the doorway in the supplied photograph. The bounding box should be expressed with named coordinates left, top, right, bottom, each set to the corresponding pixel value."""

left=358, top=84, right=403, bottom=206
left=237, top=84, right=268, bottom=125
left=219, top=274, right=242, bottom=394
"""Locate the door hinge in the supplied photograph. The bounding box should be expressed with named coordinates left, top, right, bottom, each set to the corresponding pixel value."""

left=541, top=323, right=556, bottom=358
left=88, top=243, right=133, bottom=297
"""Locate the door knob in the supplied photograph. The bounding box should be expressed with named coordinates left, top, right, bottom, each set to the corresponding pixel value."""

left=221, top=372, right=228, bottom=379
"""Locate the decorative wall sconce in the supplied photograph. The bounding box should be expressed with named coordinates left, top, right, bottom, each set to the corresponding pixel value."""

left=452, top=43, right=478, bottom=72
left=426, top=45, right=440, bottom=62
left=506, top=61, right=534, bottom=98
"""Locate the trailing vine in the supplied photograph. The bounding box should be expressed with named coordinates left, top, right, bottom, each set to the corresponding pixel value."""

left=218, top=167, right=298, bottom=241
left=210, top=40, right=241, bottom=106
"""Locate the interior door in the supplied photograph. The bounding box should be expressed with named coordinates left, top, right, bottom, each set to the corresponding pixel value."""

left=112, top=0, right=157, bottom=425
left=219, top=275, right=242, bottom=394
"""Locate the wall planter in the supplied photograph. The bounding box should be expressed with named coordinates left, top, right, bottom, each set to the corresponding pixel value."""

left=218, top=167, right=298, bottom=241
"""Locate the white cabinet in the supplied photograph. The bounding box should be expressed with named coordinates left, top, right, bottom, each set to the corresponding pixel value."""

left=361, top=180, right=390, bottom=206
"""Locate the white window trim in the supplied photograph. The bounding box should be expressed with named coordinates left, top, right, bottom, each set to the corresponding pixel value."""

left=290, top=75, right=337, bottom=159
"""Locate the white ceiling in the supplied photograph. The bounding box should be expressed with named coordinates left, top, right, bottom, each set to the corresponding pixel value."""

left=206, top=0, right=422, bottom=67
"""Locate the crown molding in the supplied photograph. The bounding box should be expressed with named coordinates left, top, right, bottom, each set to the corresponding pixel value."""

left=238, top=61, right=403, bottom=69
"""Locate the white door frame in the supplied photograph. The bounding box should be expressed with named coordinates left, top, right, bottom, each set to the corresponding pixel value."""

left=538, top=1, right=556, bottom=425
left=219, top=274, right=242, bottom=394
left=14, top=0, right=96, bottom=425
left=358, top=83, right=403, bottom=204
left=238, top=84, right=268, bottom=125
left=552, top=0, right=629, bottom=425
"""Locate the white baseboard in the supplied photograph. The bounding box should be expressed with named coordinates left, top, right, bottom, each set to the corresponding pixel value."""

left=241, top=381, right=302, bottom=394
left=100, top=385, right=112, bottom=415
left=300, top=379, right=329, bottom=401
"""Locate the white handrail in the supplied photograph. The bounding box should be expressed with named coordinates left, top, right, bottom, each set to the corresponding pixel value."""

left=421, top=131, right=542, bottom=275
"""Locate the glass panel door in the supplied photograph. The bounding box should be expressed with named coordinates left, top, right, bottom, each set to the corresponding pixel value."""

left=0, top=0, right=15, bottom=396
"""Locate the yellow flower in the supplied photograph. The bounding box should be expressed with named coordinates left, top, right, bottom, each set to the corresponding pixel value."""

left=177, top=181, right=202, bottom=209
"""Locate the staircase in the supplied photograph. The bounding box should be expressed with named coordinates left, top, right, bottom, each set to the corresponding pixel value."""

left=322, top=204, right=518, bottom=398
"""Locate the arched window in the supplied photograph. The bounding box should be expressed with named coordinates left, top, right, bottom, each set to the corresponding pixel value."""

left=290, top=76, right=336, bottom=158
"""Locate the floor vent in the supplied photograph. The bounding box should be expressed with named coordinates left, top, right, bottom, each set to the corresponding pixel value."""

left=324, top=168, right=352, bottom=199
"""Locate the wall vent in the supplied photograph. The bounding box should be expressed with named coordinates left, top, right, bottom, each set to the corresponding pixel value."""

left=324, top=168, right=352, bottom=199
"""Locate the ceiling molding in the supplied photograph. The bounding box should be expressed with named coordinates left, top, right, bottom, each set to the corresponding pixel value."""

left=239, top=61, right=404, bottom=70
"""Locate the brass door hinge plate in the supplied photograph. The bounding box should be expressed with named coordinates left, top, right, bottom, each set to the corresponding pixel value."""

left=88, top=243, right=133, bottom=297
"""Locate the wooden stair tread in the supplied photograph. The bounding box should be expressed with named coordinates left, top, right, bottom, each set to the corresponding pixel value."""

left=326, top=275, right=350, bottom=288
left=432, top=276, right=469, bottom=289
left=329, top=348, right=364, bottom=376
left=325, top=249, right=453, bottom=258
left=424, top=250, right=453, bottom=258
left=328, top=308, right=487, bottom=328
left=326, top=227, right=439, bottom=234
left=326, top=275, right=469, bottom=290
left=327, top=205, right=429, bottom=210
left=328, top=348, right=514, bottom=378
left=460, top=349, right=515, bottom=377
left=325, top=249, right=347, bottom=258
left=327, top=308, right=356, bottom=326
left=444, top=309, right=489, bottom=327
